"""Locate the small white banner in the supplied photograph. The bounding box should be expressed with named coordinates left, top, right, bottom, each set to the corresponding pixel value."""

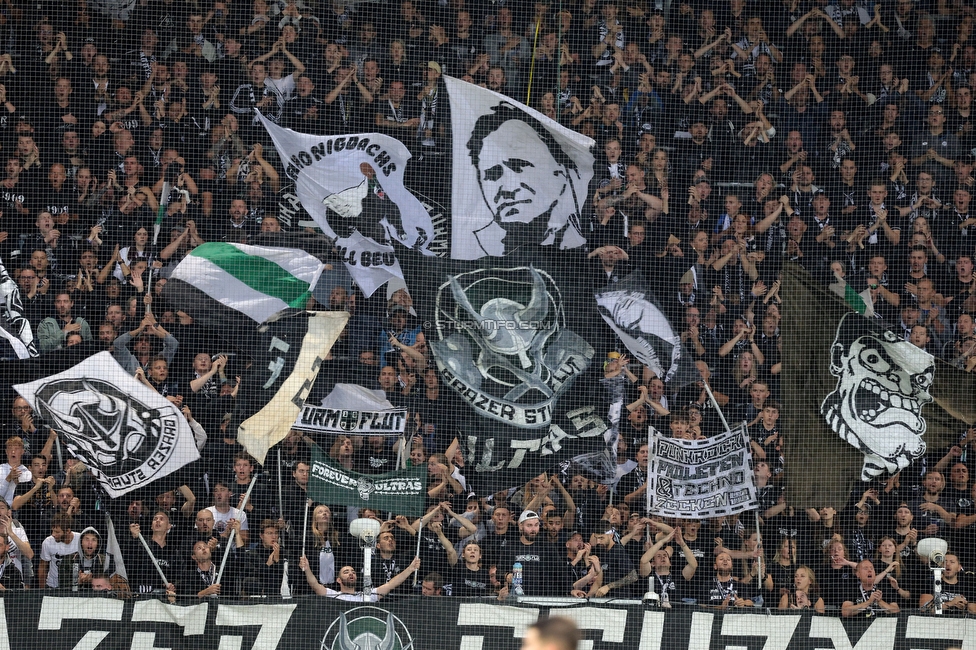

left=648, top=424, right=758, bottom=518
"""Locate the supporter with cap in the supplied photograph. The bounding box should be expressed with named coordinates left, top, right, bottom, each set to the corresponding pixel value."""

left=498, top=510, right=568, bottom=597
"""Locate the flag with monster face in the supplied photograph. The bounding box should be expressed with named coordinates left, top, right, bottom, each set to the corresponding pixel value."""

left=782, top=264, right=976, bottom=509
left=821, top=312, right=935, bottom=480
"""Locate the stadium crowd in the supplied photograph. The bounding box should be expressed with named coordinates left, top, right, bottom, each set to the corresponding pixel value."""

left=0, top=0, right=973, bottom=616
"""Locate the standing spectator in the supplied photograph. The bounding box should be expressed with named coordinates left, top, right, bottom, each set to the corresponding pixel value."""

left=0, top=437, right=31, bottom=508
left=38, top=513, right=79, bottom=589
left=240, top=519, right=285, bottom=596
left=36, top=291, right=92, bottom=352
left=498, top=510, right=568, bottom=597
left=125, top=511, right=179, bottom=594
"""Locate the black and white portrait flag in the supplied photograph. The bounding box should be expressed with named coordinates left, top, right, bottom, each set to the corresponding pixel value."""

left=445, top=76, right=595, bottom=260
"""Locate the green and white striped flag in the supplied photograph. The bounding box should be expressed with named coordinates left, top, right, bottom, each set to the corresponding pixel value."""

left=169, top=242, right=324, bottom=323
left=829, top=272, right=874, bottom=318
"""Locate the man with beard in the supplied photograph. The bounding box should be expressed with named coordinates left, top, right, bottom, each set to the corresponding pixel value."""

left=842, top=559, right=901, bottom=616
left=498, top=511, right=571, bottom=597
left=696, top=551, right=759, bottom=607
left=299, top=555, right=420, bottom=601
left=639, top=527, right=699, bottom=603
left=918, top=553, right=976, bottom=612
left=908, top=471, right=955, bottom=540
left=564, top=530, right=601, bottom=597
left=590, top=528, right=637, bottom=597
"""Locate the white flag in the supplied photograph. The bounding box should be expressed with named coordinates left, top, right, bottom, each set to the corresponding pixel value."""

left=257, top=112, right=436, bottom=297
left=14, top=352, right=200, bottom=498
left=445, top=76, right=595, bottom=260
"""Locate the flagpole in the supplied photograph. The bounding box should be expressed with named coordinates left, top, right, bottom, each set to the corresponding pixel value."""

left=413, top=520, right=423, bottom=586
left=153, top=181, right=172, bottom=246
left=145, top=273, right=153, bottom=316
left=644, top=422, right=656, bottom=601
left=54, top=436, right=64, bottom=473
left=300, top=498, right=310, bottom=560
left=217, top=474, right=258, bottom=584
left=743, top=420, right=764, bottom=578
left=701, top=379, right=731, bottom=432
left=137, top=534, right=170, bottom=587
left=525, top=18, right=542, bottom=106
left=277, top=448, right=284, bottom=524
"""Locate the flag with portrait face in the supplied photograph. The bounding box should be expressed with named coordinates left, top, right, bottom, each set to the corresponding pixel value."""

left=445, top=76, right=595, bottom=260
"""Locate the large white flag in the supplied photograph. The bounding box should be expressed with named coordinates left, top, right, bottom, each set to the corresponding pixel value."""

left=257, top=113, right=435, bottom=297
left=14, top=352, right=200, bottom=497
left=445, top=76, right=595, bottom=260
left=168, top=242, right=324, bottom=324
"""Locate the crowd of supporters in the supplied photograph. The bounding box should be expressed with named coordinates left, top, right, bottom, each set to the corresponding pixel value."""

left=0, top=0, right=973, bottom=615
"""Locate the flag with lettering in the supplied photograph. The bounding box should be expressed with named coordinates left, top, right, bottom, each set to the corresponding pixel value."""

left=647, top=424, right=758, bottom=518
left=13, top=352, right=199, bottom=497
left=308, top=443, right=427, bottom=517
left=257, top=112, right=442, bottom=297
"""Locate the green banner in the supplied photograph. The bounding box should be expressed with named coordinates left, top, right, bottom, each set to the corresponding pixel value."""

left=308, top=444, right=428, bottom=516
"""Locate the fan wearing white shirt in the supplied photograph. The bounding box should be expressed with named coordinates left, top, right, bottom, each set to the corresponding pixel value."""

left=0, top=437, right=32, bottom=507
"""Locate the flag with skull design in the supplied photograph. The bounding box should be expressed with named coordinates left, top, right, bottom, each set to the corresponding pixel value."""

left=782, top=264, right=976, bottom=510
